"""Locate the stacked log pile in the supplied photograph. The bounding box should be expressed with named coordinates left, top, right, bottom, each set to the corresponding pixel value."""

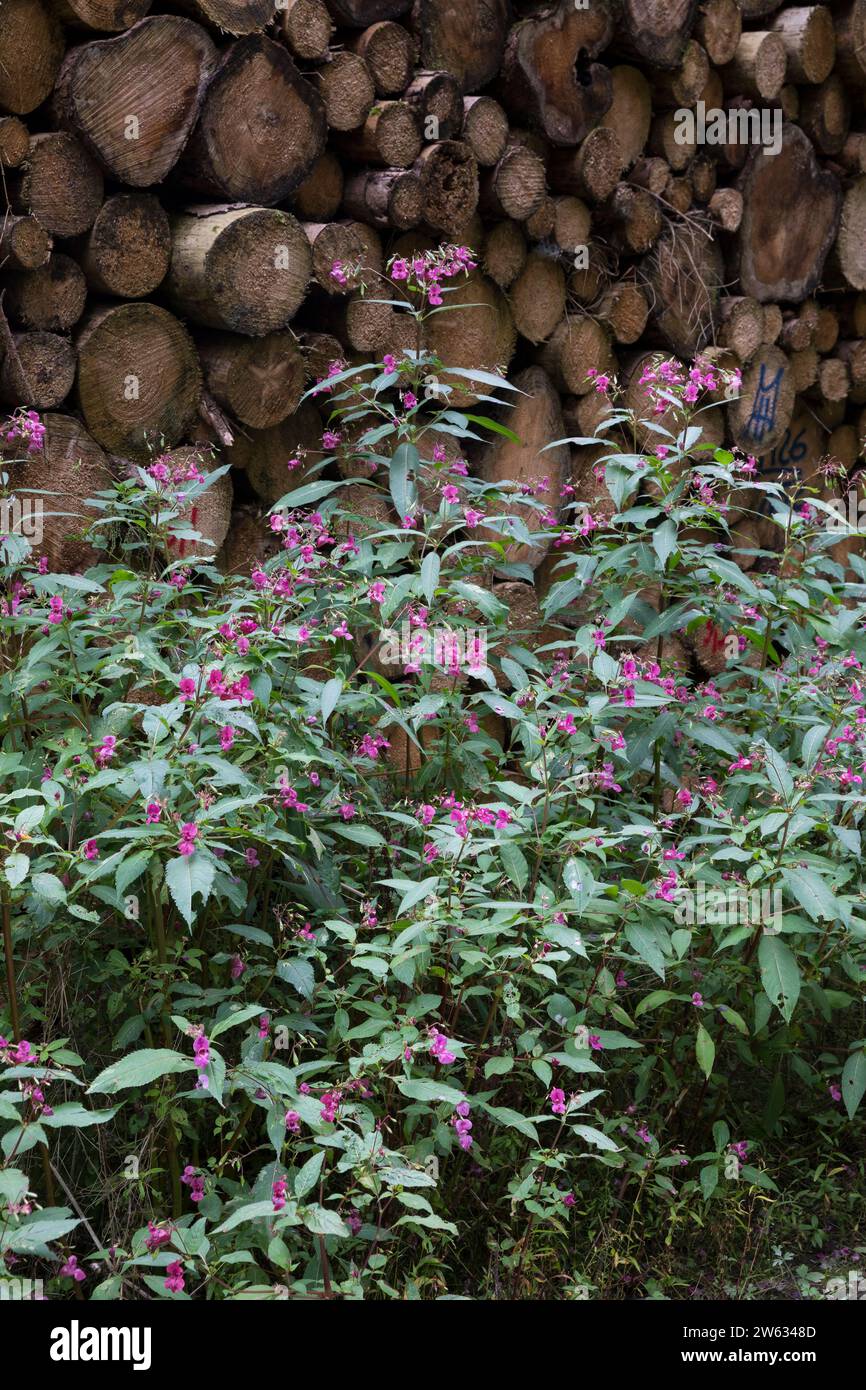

left=3, top=0, right=866, bottom=622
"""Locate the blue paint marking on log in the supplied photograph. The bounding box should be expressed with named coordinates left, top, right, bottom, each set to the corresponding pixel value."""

left=745, top=364, right=783, bottom=443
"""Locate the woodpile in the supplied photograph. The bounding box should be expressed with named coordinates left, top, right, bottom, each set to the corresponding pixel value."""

left=1, top=0, right=865, bottom=602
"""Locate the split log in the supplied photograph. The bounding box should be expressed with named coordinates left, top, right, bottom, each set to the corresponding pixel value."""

left=708, top=187, right=744, bottom=232
left=2, top=412, right=112, bottom=573
left=54, top=17, right=219, bottom=187
left=461, top=97, right=509, bottom=169
left=738, top=123, right=841, bottom=302
left=281, top=0, right=333, bottom=60
left=551, top=196, right=591, bottom=255
left=412, top=0, right=510, bottom=94
left=480, top=145, right=547, bottom=221
left=15, top=133, right=104, bottom=239
left=500, top=0, right=615, bottom=146
left=350, top=22, right=415, bottom=95
left=337, top=102, right=422, bottom=167
left=0, top=215, right=51, bottom=272
left=477, top=365, right=569, bottom=570
left=762, top=304, right=784, bottom=346
left=727, top=346, right=796, bottom=453
left=166, top=207, right=311, bottom=335
left=789, top=346, right=819, bottom=389
left=177, top=37, right=326, bottom=204
left=0, top=330, right=76, bottom=409
left=0, top=118, right=30, bottom=169
left=4, top=254, right=87, bottom=331
left=75, top=302, right=201, bottom=458
left=196, top=332, right=306, bottom=429
left=0, top=0, right=64, bottom=115
left=78, top=193, right=170, bottom=298
left=51, top=0, right=153, bottom=26
left=816, top=355, right=851, bottom=401
left=317, top=51, right=375, bottom=132
left=605, top=182, right=662, bottom=254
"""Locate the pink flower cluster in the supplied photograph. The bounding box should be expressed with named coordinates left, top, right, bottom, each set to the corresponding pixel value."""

left=388, top=244, right=477, bottom=307
left=3, top=408, right=45, bottom=454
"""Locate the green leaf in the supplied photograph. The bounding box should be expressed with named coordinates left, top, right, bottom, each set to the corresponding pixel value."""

left=30, top=872, right=66, bottom=905
left=320, top=678, right=342, bottom=725
left=758, top=935, right=801, bottom=1023
left=276, top=958, right=315, bottom=1001
left=624, top=922, right=666, bottom=980
left=396, top=1078, right=466, bottom=1106
left=420, top=551, right=440, bottom=604
left=500, top=840, right=529, bottom=891
left=294, top=1150, right=325, bottom=1200
left=700, top=1165, right=719, bottom=1202
left=780, top=865, right=839, bottom=923
left=842, top=1050, right=866, bottom=1120
left=696, top=1024, right=715, bottom=1079
left=40, top=1103, right=118, bottom=1128
left=215, top=1201, right=276, bottom=1234
left=758, top=740, right=794, bottom=802
left=164, top=853, right=215, bottom=929
left=87, top=1049, right=195, bottom=1095
left=302, top=1205, right=350, bottom=1238
left=572, top=1124, right=619, bottom=1152
left=4, top=853, right=29, bottom=889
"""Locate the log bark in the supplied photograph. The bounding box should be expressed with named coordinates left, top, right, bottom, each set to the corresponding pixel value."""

left=695, top=0, right=742, bottom=66
left=196, top=331, right=306, bottom=429
left=54, top=17, right=219, bottom=187
left=509, top=250, right=566, bottom=345
left=75, top=302, right=201, bottom=458
left=177, top=37, right=326, bottom=204
left=720, top=32, right=788, bottom=100
left=536, top=312, right=615, bottom=395
left=15, top=132, right=104, bottom=238
left=800, top=75, right=850, bottom=155
left=548, top=128, right=623, bottom=203
left=482, top=220, right=527, bottom=288
left=412, top=0, right=510, bottom=94
left=0, top=0, right=64, bottom=115
left=501, top=0, right=615, bottom=146
left=166, top=207, right=311, bottom=334
left=5, top=254, right=87, bottom=331
left=834, top=0, right=866, bottom=84
left=738, top=122, right=841, bottom=302
left=78, top=193, right=170, bottom=298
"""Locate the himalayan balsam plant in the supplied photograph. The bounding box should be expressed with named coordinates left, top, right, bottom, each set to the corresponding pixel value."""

left=0, top=247, right=864, bottom=1301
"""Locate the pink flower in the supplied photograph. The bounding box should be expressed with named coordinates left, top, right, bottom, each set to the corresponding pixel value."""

left=550, top=1087, right=567, bottom=1116
left=339, top=802, right=356, bottom=820
left=60, top=1254, right=86, bottom=1282
left=164, top=1261, right=185, bottom=1293
left=367, top=581, right=386, bottom=605
left=219, top=724, right=235, bottom=751
left=691, top=991, right=704, bottom=1007
left=146, top=802, right=162, bottom=824
left=83, top=839, right=99, bottom=861
left=178, top=677, right=197, bottom=702
left=177, top=822, right=198, bottom=857
left=429, top=1027, right=456, bottom=1065
left=244, top=847, right=260, bottom=868
left=285, top=1110, right=301, bottom=1134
